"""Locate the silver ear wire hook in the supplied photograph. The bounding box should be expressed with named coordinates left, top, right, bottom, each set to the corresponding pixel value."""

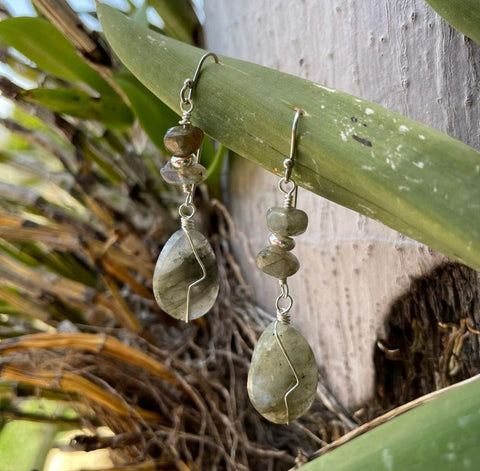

left=180, top=52, right=219, bottom=114
left=280, top=108, right=305, bottom=207
left=191, top=52, right=219, bottom=91
left=286, top=108, right=304, bottom=178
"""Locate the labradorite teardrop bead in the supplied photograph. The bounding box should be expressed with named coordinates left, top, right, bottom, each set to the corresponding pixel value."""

left=256, top=245, right=300, bottom=278
left=247, top=321, right=317, bottom=424
left=266, top=207, right=308, bottom=236
left=153, top=229, right=219, bottom=321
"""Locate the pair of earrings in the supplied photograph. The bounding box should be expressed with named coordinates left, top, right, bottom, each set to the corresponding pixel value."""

left=153, top=53, right=317, bottom=424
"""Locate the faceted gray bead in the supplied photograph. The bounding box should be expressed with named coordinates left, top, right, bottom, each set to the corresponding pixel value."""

left=247, top=321, right=318, bottom=424
left=161, top=160, right=207, bottom=185
left=164, top=125, right=204, bottom=157
left=266, top=207, right=308, bottom=237
left=153, top=229, right=219, bottom=321
left=256, top=245, right=299, bottom=278
left=268, top=233, right=295, bottom=251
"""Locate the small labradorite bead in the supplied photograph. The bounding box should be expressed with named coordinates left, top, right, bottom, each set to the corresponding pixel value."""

left=164, top=125, right=204, bottom=157
left=256, top=245, right=299, bottom=278
left=161, top=161, right=207, bottom=185
left=171, top=155, right=194, bottom=168
left=266, top=207, right=308, bottom=237
left=268, top=233, right=295, bottom=251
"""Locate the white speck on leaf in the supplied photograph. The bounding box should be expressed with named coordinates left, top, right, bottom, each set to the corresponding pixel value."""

left=445, top=453, right=456, bottom=462
left=362, top=165, right=374, bottom=171
left=382, top=449, right=394, bottom=471
left=413, top=162, right=424, bottom=169
left=386, top=158, right=396, bottom=170
left=399, top=125, right=409, bottom=133
left=357, top=204, right=376, bottom=216
left=313, top=83, right=336, bottom=92
left=398, top=186, right=410, bottom=191
left=405, top=176, right=422, bottom=184
left=365, top=107, right=374, bottom=115
left=419, top=134, right=426, bottom=140
left=340, top=131, right=347, bottom=141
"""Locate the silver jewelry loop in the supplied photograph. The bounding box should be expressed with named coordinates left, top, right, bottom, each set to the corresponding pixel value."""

left=179, top=52, right=219, bottom=113
left=275, top=292, right=293, bottom=314
left=278, top=178, right=297, bottom=196
left=179, top=202, right=195, bottom=219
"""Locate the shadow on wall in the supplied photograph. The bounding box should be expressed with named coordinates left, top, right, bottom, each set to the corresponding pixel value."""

left=374, top=262, right=480, bottom=412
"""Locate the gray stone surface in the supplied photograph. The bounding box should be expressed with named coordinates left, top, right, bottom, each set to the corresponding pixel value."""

left=153, top=229, right=219, bottom=321
left=161, top=161, right=207, bottom=185
left=256, top=245, right=300, bottom=279
left=266, top=207, right=308, bottom=237
left=247, top=321, right=318, bottom=423
left=164, top=125, right=204, bottom=157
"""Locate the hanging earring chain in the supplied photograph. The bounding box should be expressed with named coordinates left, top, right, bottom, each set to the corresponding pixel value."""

left=248, top=108, right=317, bottom=425
left=275, top=108, right=304, bottom=327
left=153, top=52, right=220, bottom=322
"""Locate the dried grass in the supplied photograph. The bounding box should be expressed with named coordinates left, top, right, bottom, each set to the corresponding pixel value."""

left=0, top=201, right=352, bottom=471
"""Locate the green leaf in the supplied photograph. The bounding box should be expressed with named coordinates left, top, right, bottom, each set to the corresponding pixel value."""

left=131, top=0, right=149, bottom=27
left=98, top=4, right=480, bottom=270
left=425, top=0, right=480, bottom=45
left=148, top=0, right=200, bottom=44
left=19, top=88, right=133, bottom=129
left=205, top=144, right=227, bottom=200
left=0, top=419, right=58, bottom=471
left=301, top=376, right=480, bottom=471
left=113, top=71, right=178, bottom=151
left=0, top=17, right=115, bottom=96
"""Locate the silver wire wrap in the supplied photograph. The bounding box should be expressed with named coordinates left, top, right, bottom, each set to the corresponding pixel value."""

left=176, top=53, right=219, bottom=322
left=273, top=108, right=304, bottom=423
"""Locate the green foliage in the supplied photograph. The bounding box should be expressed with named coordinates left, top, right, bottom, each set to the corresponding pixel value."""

left=98, top=3, right=480, bottom=270
left=426, top=0, right=480, bottom=45
left=149, top=0, right=200, bottom=44
left=302, top=376, right=480, bottom=470
left=0, top=17, right=114, bottom=96
left=0, top=420, right=58, bottom=471
left=19, top=88, right=134, bottom=128
left=113, top=71, right=178, bottom=151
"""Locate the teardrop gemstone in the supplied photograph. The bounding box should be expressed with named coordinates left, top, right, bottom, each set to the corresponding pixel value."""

left=153, top=229, right=219, bottom=321
left=247, top=321, right=317, bottom=424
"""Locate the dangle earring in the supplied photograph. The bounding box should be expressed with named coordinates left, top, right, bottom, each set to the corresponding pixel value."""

left=247, top=109, right=318, bottom=424
left=153, top=52, right=220, bottom=322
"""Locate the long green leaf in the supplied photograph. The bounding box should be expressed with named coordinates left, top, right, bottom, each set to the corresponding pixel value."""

left=113, top=71, right=178, bottom=151
left=149, top=0, right=200, bottom=44
left=19, top=88, right=134, bottom=128
left=98, top=4, right=480, bottom=270
left=302, top=375, right=480, bottom=470
left=0, top=17, right=114, bottom=96
left=425, top=0, right=480, bottom=45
